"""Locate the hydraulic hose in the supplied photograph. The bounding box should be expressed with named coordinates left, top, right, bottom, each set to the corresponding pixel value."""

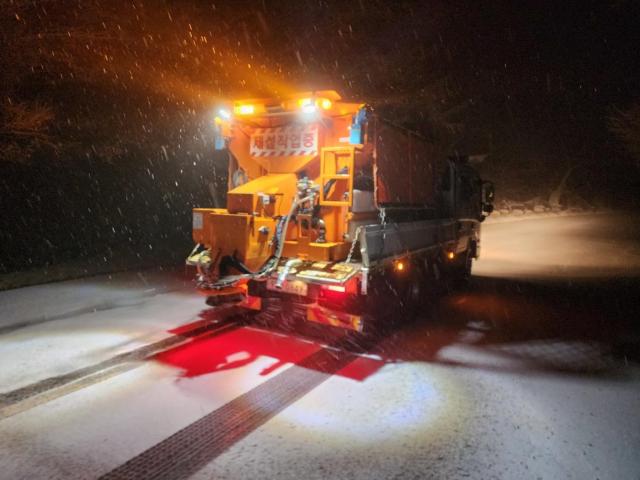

left=257, top=193, right=314, bottom=277
left=208, top=193, right=315, bottom=289
left=275, top=258, right=302, bottom=288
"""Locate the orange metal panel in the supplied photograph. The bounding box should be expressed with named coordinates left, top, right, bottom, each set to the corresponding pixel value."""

left=206, top=212, right=251, bottom=257
left=227, top=173, right=298, bottom=216
left=282, top=241, right=350, bottom=262
left=193, top=211, right=277, bottom=271
left=245, top=216, right=276, bottom=270
left=192, top=207, right=226, bottom=244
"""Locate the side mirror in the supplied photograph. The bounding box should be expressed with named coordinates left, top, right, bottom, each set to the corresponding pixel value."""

left=349, top=124, right=363, bottom=145
left=482, top=181, right=495, bottom=203
left=349, top=106, right=370, bottom=145
left=481, top=181, right=495, bottom=215
left=213, top=123, right=228, bottom=151
left=213, top=115, right=232, bottom=151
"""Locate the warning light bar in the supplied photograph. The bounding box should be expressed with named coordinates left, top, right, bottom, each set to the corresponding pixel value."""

left=234, top=104, right=256, bottom=115
left=297, top=97, right=333, bottom=113
left=228, top=94, right=340, bottom=119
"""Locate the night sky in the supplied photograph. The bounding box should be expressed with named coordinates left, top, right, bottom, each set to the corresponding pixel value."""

left=3, top=1, right=639, bottom=162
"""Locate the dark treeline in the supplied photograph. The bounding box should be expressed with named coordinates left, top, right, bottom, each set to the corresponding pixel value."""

left=0, top=146, right=228, bottom=273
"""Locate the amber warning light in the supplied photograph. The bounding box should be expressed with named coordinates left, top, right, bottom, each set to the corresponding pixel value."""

left=235, top=104, right=256, bottom=115
left=297, top=97, right=332, bottom=113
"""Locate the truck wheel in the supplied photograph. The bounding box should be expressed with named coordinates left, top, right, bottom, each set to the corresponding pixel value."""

left=363, top=264, right=425, bottom=333
left=395, top=263, right=427, bottom=323
left=450, top=248, right=472, bottom=288
left=356, top=313, right=384, bottom=341
left=362, top=275, right=400, bottom=334
left=407, top=277, right=424, bottom=310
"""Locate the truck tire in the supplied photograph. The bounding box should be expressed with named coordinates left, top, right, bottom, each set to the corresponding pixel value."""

left=399, top=264, right=427, bottom=321
left=424, top=255, right=445, bottom=295
left=362, top=274, right=404, bottom=334
left=360, top=259, right=429, bottom=334
left=450, top=248, right=472, bottom=288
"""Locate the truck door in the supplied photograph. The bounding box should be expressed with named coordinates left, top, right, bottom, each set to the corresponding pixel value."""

left=455, top=165, right=482, bottom=220
left=439, top=160, right=456, bottom=218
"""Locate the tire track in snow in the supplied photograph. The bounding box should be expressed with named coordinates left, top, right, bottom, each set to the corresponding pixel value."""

left=0, top=319, right=239, bottom=420
left=99, top=338, right=365, bottom=480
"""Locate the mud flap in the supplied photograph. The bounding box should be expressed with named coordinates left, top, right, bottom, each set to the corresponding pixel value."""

left=204, top=285, right=247, bottom=307
left=306, top=304, right=363, bottom=332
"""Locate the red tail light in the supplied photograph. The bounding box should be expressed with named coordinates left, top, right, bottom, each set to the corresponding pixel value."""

left=324, top=284, right=346, bottom=293
left=320, top=283, right=348, bottom=302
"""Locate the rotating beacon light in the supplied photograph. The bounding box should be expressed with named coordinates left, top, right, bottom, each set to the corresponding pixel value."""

left=235, top=103, right=255, bottom=115
left=298, top=97, right=333, bottom=114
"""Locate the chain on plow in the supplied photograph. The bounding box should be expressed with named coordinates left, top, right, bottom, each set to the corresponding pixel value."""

left=346, top=225, right=363, bottom=264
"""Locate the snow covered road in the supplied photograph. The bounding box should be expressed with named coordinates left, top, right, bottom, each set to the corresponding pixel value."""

left=1, top=213, right=639, bottom=480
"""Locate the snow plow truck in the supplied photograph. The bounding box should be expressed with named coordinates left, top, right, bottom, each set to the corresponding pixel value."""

left=187, top=90, right=494, bottom=332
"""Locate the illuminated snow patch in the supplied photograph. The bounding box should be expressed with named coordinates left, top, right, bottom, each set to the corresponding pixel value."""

left=276, top=363, right=444, bottom=443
